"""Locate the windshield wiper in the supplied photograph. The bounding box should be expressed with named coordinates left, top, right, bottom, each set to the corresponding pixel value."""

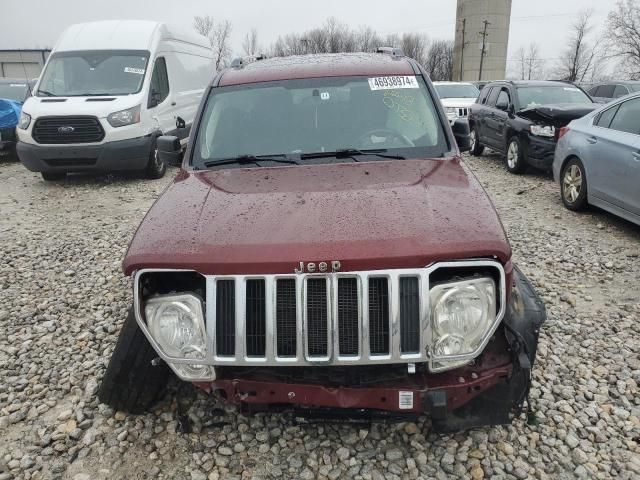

left=37, top=90, right=57, bottom=97
left=301, top=148, right=405, bottom=160
left=204, top=154, right=299, bottom=168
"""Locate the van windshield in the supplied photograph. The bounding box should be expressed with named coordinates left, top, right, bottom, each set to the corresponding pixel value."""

left=37, top=50, right=149, bottom=97
left=192, top=76, right=449, bottom=169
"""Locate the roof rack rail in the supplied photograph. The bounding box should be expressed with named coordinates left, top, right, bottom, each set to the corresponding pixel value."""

left=376, top=46, right=404, bottom=58
left=230, top=53, right=267, bottom=69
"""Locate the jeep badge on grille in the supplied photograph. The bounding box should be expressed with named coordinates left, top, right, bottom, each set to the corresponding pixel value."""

left=295, top=261, right=341, bottom=273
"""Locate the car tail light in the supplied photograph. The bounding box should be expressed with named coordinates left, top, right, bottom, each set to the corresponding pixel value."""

left=558, top=127, right=570, bottom=139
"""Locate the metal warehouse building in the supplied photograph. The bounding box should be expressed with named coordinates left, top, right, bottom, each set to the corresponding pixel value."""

left=0, top=49, right=51, bottom=79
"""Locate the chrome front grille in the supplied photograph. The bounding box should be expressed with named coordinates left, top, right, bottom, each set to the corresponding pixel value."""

left=134, top=261, right=506, bottom=367
left=457, top=107, right=469, bottom=118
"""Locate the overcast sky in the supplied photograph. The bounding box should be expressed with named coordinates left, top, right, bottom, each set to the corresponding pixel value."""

left=1, top=0, right=610, bottom=75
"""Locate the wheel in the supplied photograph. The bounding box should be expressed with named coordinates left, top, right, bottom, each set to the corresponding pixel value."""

left=144, top=146, right=166, bottom=179
left=561, top=157, right=588, bottom=211
left=505, top=137, right=527, bottom=174
left=98, top=308, right=171, bottom=414
left=41, top=172, right=67, bottom=181
left=469, top=127, right=484, bottom=156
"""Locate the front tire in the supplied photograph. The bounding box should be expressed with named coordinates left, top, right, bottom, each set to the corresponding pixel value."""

left=41, top=172, right=67, bottom=181
left=506, top=137, right=527, bottom=174
left=98, top=308, right=171, bottom=414
left=561, top=157, right=588, bottom=211
left=144, top=147, right=166, bottom=179
left=470, top=127, right=484, bottom=156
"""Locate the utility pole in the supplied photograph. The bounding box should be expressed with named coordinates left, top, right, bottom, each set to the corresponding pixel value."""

left=478, top=20, right=490, bottom=81
left=459, top=18, right=466, bottom=81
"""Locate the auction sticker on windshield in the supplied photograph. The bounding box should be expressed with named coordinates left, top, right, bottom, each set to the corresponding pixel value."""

left=368, top=76, right=419, bottom=90
left=124, top=67, right=145, bottom=75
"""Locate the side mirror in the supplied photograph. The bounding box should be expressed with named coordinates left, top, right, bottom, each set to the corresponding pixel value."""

left=148, top=89, right=161, bottom=109
left=157, top=135, right=182, bottom=167
left=452, top=119, right=471, bottom=152
left=496, top=99, right=509, bottom=111
left=176, top=116, right=186, bottom=129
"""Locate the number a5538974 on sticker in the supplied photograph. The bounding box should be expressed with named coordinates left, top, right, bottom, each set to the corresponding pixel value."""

left=368, top=75, right=419, bottom=90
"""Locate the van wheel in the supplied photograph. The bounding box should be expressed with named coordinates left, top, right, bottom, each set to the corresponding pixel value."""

left=98, top=308, right=171, bottom=414
left=145, top=147, right=166, bottom=179
left=506, top=137, right=527, bottom=174
left=41, top=172, right=67, bottom=181
left=470, top=127, right=484, bottom=156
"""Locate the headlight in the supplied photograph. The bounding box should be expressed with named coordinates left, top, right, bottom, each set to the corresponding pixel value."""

left=430, top=277, right=497, bottom=363
left=18, top=112, right=31, bottom=130
left=144, top=293, right=214, bottom=380
left=107, top=105, right=140, bottom=127
left=530, top=125, right=555, bottom=137
left=445, top=107, right=458, bottom=118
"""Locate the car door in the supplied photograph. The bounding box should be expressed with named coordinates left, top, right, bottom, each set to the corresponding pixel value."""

left=472, top=86, right=493, bottom=143
left=587, top=97, right=640, bottom=213
left=484, top=88, right=510, bottom=150
left=147, top=56, right=173, bottom=135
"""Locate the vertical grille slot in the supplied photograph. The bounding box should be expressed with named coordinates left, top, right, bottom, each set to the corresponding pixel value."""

left=276, top=279, right=297, bottom=357
left=306, top=278, right=328, bottom=357
left=215, top=280, right=235, bottom=356
left=368, top=277, right=390, bottom=355
left=337, top=278, right=359, bottom=356
left=400, top=277, right=420, bottom=353
left=245, top=279, right=266, bottom=357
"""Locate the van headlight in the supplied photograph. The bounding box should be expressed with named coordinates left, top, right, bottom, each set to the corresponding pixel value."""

left=144, top=293, right=214, bottom=380
left=430, top=277, right=497, bottom=365
left=18, top=111, right=31, bottom=130
left=107, top=105, right=141, bottom=127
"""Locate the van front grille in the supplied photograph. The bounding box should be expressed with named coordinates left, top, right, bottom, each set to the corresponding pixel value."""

left=33, top=116, right=105, bottom=144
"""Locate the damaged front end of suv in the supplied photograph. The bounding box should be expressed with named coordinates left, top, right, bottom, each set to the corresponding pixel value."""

left=98, top=51, right=546, bottom=432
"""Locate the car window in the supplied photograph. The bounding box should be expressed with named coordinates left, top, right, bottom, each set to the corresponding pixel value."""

left=478, top=86, right=491, bottom=104
left=613, top=85, right=629, bottom=98
left=608, top=97, right=640, bottom=135
left=191, top=76, right=449, bottom=168
left=596, top=85, right=615, bottom=98
left=148, top=57, right=169, bottom=107
left=516, top=86, right=591, bottom=110
left=0, top=82, right=29, bottom=102
left=487, top=87, right=500, bottom=107
left=588, top=85, right=600, bottom=96
left=496, top=89, right=510, bottom=106
left=595, top=104, right=620, bottom=129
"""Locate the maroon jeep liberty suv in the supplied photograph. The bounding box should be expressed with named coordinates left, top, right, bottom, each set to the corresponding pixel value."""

left=98, top=49, right=545, bottom=431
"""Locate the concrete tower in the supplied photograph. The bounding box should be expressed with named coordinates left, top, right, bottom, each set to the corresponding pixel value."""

left=452, top=0, right=512, bottom=81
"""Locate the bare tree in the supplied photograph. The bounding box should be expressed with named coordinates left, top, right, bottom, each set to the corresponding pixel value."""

left=193, top=15, right=232, bottom=71
left=556, top=10, right=600, bottom=82
left=242, top=28, right=260, bottom=56
left=193, top=15, right=215, bottom=40
left=355, top=26, right=381, bottom=52
left=424, top=40, right=454, bottom=81
left=513, top=43, right=545, bottom=80
left=606, top=0, right=640, bottom=79
left=401, top=33, right=429, bottom=65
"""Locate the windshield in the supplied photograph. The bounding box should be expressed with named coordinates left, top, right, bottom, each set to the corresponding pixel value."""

left=37, top=50, right=149, bottom=96
left=517, top=86, right=592, bottom=110
left=0, top=82, right=29, bottom=102
left=434, top=83, right=479, bottom=99
left=192, top=76, right=448, bottom=169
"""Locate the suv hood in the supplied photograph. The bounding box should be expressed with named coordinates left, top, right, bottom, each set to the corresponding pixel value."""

left=123, top=159, right=511, bottom=275
left=518, top=103, right=596, bottom=126
left=440, top=98, right=476, bottom=108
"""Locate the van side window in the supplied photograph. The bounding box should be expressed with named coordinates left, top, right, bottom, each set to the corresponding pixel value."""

left=148, top=57, right=170, bottom=108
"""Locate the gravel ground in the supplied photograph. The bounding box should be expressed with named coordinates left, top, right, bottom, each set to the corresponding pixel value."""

left=0, top=153, right=639, bottom=480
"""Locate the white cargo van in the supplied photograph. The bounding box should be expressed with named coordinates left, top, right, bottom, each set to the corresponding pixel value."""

left=16, top=20, right=214, bottom=180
